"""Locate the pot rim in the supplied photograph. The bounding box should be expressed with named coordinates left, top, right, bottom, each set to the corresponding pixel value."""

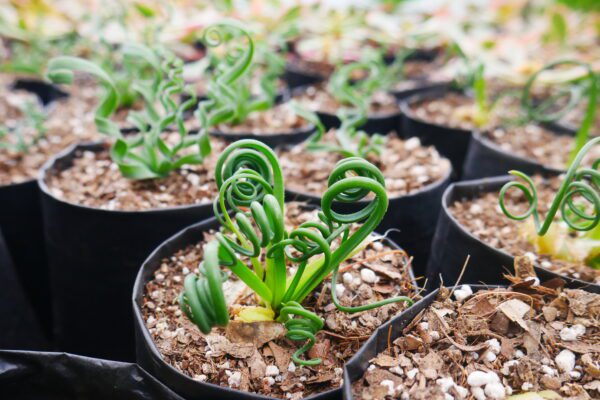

left=37, top=141, right=216, bottom=215
left=399, top=88, right=473, bottom=134
left=469, top=127, right=571, bottom=175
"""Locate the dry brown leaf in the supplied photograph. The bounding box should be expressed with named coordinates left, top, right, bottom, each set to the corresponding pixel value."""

left=497, top=298, right=531, bottom=331
left=267, top=342, right=292, bottom=373
left=225, top=321, right=286, bottom=348
left=371, top=354, right=400, bottom=368
left=248, top=349, right=267, bottom=380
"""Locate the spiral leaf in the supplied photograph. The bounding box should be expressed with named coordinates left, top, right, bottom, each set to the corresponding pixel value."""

left=521, top=60, right=597, bottom=164
left=179, top=241, right=229, bottom=334
left=499, top=136, right=600, bottom=235
left=279, top=301, right=324, bottom=366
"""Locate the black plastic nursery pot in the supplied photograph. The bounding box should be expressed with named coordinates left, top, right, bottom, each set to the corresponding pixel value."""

left=283, top=61, right=326, bottom=89
left=400, top=89, right=472, bottom=179
left=285, top=166, right=452, bottom=278
left=0, top=350, right=184, bottom=400
left=292, top=85, right=402, bottom=136
left=10, top=78, right=69, bottom=106
left=389, top=80, right=449, bottom=102
left=0, top=176, right=53, bottom=341
left=425, top=177, right=600, bottom=293
left=461, top=129, right=568, bottom=180
left=132, top=214, right=417, bottom=400
left=317, top=108, right=401, bottom=136
left=0, top=229, right=47, bottom=351
left=341, top=286, right=494, bottom=400
left=38, top=142, right=215, bottom=362
left=210, top=123, right=317, bottom=148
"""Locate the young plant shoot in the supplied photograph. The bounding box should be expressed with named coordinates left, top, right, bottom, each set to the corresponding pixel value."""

left=200, top=21, right=284, bottom=128
left=499, top=136, right=600, bottom=269
left=46, top=44, right=212, bottom=179
left=520, top=60, right=598, bottom=164
left=179, top=139, right=413, bottom=365
left=292, top=102, right=385, bottom=160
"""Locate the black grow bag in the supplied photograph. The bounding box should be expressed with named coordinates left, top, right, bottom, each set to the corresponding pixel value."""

left=0, top=229, right=47, bottom=350
left=425, top=177, right=600, bottom=293
left=292, top=86, right=401, bottom=136
left=389, top=80, right=450, bottom=102
left=0, top=350, right=184, bottom=400
left=400, top=89, right=472, bottom=179
left=133, top=214, right=416, bottom=400
left=462, top=129, right=568, bottom=180
left=285, top=167, right=452, bottom=277
left=210, top=123, right=316, bottom=148
left=10, top=78, right=68, bottom=106
left=283, top=61, right=327, bottom=89
left=39, top=142, right=215, bottom=362
left=342, top=285, right=497, bottom=400
left=0, top=178, right=52, bottom=340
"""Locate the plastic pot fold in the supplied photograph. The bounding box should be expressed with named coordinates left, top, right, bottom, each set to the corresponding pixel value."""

left=0, top=350, right=184, bottom=400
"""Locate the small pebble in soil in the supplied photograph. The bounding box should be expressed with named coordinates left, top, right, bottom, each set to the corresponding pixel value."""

left=453, top=284, right=473, bottom=301
left=555, top=349, right=576, bottom=373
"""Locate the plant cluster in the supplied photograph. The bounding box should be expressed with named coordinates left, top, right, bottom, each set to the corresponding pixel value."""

left=179, top=139, right=413, bottom=365
left=199, top=21, right=285, bottom=128
left=499, top=136, right=600, bottom=269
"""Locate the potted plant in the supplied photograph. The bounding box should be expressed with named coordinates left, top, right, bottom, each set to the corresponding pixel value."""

left=278, top=106, right=452, bottom=274
left=193, top=23, right=315, bottom=147
left=427, top=137, right=600, bottom=292
left=292, top=57, right=402, bottom=135
left=462, top=59, right=598, bottom=180
left=133, top=139, right=419, bottom=399
left=345, top=258, right=599, bottom=400
left=40, top=34, right=229, bottom=360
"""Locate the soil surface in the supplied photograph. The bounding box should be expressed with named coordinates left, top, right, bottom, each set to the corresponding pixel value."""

left=43, top=139, right=225, bottom=211
left=392, top=60, right=449, bottom=93
left=278, top=132, right=451, bottom=198
left=141, top=202, right=419, bottom=399
left=352, top=262, right=600, bottom=399
left=295, top=84, right=400, bottom=116
left=408, top=92, right=476, bottom=130
left=0, top=81, right=100, bottom=185
left=449, top=175, right=600, bottom=285
left=213, top=103, right=310, bottom=136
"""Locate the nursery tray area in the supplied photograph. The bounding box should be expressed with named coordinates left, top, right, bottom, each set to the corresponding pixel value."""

left=1, top=0, right=600, bottom=398
left=141, top=203, right=419, bottom=399
left=351, top=259, right=600, bottom=399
